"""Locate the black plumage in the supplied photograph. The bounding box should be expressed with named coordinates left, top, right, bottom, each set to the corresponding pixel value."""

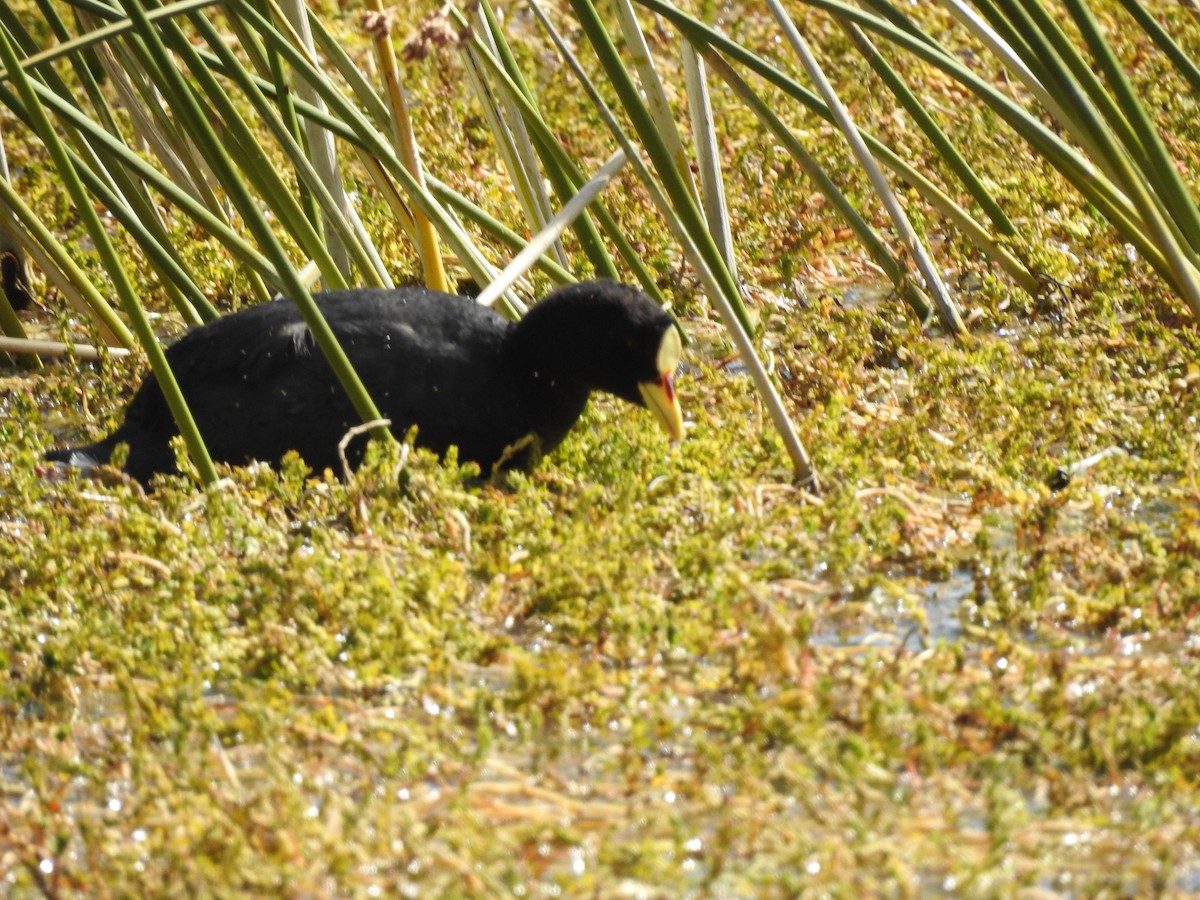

left=46, top=280, right=683, bottom=485
left=1, top=250, right=33, bottom=312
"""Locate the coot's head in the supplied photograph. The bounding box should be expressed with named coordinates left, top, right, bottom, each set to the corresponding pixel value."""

left=510, top=280, right=684, bottom=441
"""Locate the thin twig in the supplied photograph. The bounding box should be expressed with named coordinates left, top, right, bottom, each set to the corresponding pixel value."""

left=0, top=335, right=131, bottom=360
left=338, top=417, right=392, bottom=483
left=474, top=151, right=626, bottom=310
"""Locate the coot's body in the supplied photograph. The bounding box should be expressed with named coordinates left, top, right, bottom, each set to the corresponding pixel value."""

left=46, top=281, right=683, bottom=484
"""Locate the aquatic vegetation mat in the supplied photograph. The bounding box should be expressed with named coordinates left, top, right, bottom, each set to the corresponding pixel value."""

left=4, top=291, right=1199, bottom=893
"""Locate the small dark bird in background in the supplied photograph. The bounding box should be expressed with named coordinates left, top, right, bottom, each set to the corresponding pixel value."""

left=1, top=250, right=33, bottom=312
left=45, top=280, right=684, bottom=485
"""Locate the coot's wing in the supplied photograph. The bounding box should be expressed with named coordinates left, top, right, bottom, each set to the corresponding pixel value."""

left=330, top=295, right=524, bottom=465
left=117, top=290, right=518, bottom=471
left=116, top=296, right=350, bottom=438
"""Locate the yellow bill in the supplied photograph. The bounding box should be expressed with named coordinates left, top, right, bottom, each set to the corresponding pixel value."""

left=638, top=326, right=684, bottom=442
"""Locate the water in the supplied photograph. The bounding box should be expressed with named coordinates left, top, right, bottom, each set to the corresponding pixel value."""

left=812, top=568, right=973, bottom=649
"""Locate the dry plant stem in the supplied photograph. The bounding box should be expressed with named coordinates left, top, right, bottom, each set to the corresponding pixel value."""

left=682, top=46, right=737, bottom=282
left=0, top=336, right=131, bottom=361
left=364, top=4, right=448, bottom=293
left=766, top=0, right=963, bottom=334
left=338, top=418, right=392, bottom=483
left=473, top=151, right=629, bottom=310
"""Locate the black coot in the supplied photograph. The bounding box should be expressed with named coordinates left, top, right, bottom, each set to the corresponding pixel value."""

left=46, top=280, right=684, bottom=484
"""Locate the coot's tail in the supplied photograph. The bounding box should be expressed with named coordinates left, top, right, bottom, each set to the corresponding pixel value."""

left=44, top=432, right=174, bottom=486
left=44, top=440, right=112, bottom=473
